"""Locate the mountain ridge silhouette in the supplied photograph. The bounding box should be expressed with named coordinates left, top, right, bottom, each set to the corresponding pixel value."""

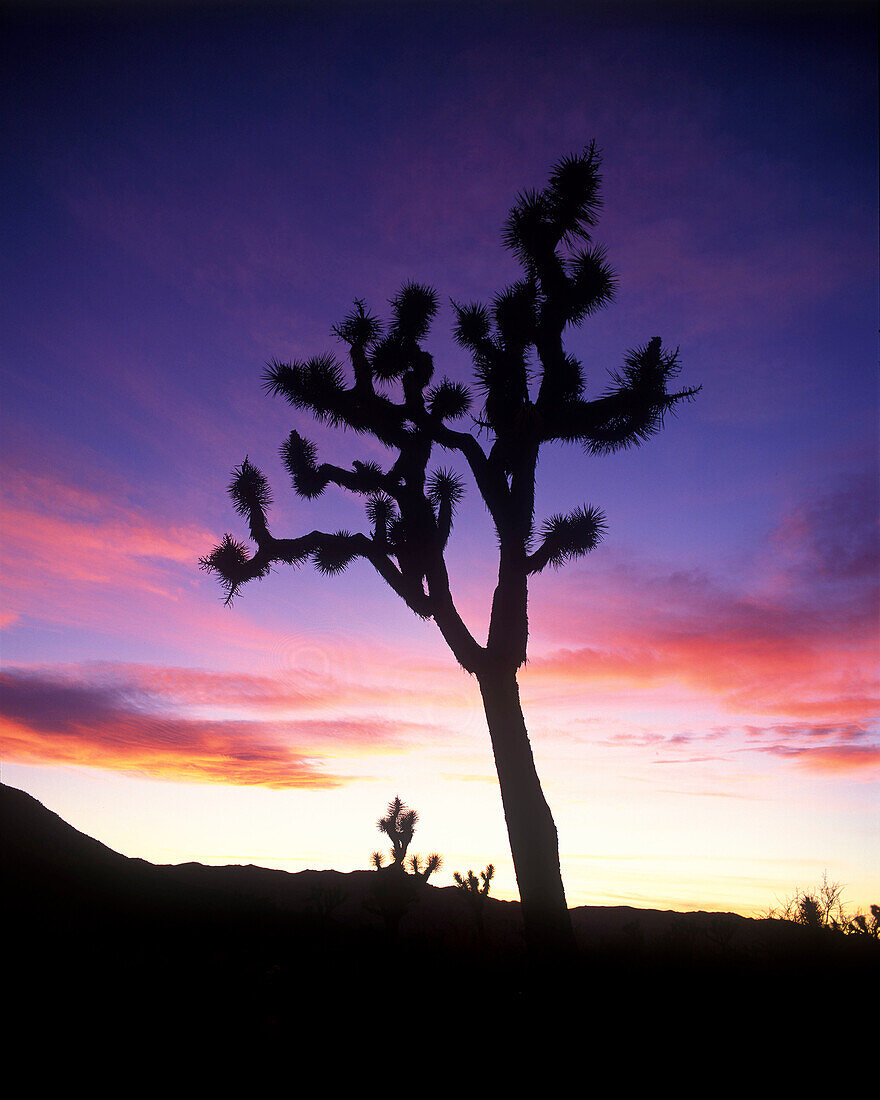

left=0, top=780, right=764, bottom=943
left=3, top=780, right=874, bottom=1042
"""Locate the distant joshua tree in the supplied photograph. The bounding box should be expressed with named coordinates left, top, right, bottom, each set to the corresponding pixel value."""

left=454, top=864, right=495, bottom=897
left=454, top=864, right=495, bottom=945
left=366, top=798, right=441, bottom=937
left=202, top=144, right=699, bottom=959
left=371, top=796, right=442, bottom=880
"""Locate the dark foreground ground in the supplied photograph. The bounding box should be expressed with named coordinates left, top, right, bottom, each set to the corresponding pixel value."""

left=3, top=782, right=876, bottom=1051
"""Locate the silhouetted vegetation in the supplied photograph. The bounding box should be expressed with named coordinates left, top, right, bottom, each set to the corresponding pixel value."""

left=201, top=144, right=699, bottom=961
left=365, top=797, right=442, bottom=937
left=3, top=785, right=877, bottom=1047
left=370, top=796, right=441, bottom=879
left=767, top=872, right=880, bottom=939
left=454, top=864, right=495, bottom=944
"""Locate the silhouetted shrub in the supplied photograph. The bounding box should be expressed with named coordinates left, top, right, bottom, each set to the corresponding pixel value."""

left=768, top=872, right=879, bottom=941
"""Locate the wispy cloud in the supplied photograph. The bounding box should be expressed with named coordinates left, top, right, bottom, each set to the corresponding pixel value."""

left=524, top=470, right=879, bottom=774
left=0, top=665, right=443, bottom=788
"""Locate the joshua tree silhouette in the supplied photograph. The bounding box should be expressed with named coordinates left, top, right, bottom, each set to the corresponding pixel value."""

left=201, top=144, right=698, bottom=959
left=371, top=796, right=442, bottom=879
left=366, top=798, right=441, bottom=938
left=454, top=865, right=495, bottom=946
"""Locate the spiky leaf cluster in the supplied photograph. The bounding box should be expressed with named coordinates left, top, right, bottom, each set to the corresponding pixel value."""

left=534, top=505, right=607, bottom=570
left=503, top=143, right=602, bottom=268
left=199, top=533, right=266, bottom=604
left=312, top=531, right=359, bottom=576
left=585, top=337, right=696, bottom=455
left=391, top=281, right=438, bottom=340
left=452, top=301, right=491, bottom=351
left=545, top=145, right=603, bottom=245
left=281, top=430, right=327, bottom=498
left=427, top=378, right=472, bottom=420
left=426, top=468, right=465, bottom=513
left=492, top=280, right=537, bottom=350
left=565, top=244, right=616, bottom=324
left=332, top=298, right=382, bottom=348
left=366, top=492, right=397, bottom=541
left=226, top=457, right=273, bottom=543
left=370, top=282, right=438, bottom=382
left=264, top=354, right=346, bottom=425
left=228, top=456, right=271, bottom=517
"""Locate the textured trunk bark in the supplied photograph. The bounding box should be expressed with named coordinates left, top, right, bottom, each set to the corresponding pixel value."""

left=477, top=666, right=575, bottom=960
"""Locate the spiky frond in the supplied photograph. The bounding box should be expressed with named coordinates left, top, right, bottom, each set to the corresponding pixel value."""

left=502, top=145, right=603, bottom=270
left=391, top=281, right=438, bottom=340
left=263, top=354, right=346, bottom=424
left=451, top=301, right=491, bottom=350
left=609, top=336, right=680, bottom=394
left=199, top=533, right=264, bottom=603
left=371, top=851, right=385, bottom=870
left=532, top=505, right=607, bottom=571
left=426, top=467, right=466, bottom=513
left=365, top=492, right=397, bottom=535
left=228, top=457, right=272, bottom=519
left=502, top=188, right=551, bottom=269
left=587, top=338, right=699, bottom=455
left=312, top=531, right=359, bottom=576
left=427, top=378, right=472, bottom=420
left=545, top=143, right=603, bottom=246
left=399, top=807, right=417, bottom=834
left=370, top=332, right=409, bottom=381
left=566, top=244, right=616, bottom=324
left=493, top=280, right=537, bottom=349
left=333, top=298, right=382, bottom=347
left=280, top=430, right=328, bottom=499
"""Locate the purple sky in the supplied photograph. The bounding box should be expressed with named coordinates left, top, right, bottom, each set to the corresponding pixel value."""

left=1, top=2, right=877, bottom=914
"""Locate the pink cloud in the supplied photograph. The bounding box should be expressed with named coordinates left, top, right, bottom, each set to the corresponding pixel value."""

left=0, top=666, right=442, bottom=788
left=1, top=467, right=212, bottom=600
left=523, top=471, right=879, bottom=770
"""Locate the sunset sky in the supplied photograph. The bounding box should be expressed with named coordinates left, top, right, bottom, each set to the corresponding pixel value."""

left=2, top=1, right=877, bottom=916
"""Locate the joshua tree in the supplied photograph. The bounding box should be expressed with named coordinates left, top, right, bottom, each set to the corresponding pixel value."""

left=366, top=798, right=441, bottom=937
left=454, top=865, right=496, bottom=897
left=201, top=144, right=698, bottom=959
left=371, top=796, right=442, bottom=879
left=454, top=864, right=495, bottom=945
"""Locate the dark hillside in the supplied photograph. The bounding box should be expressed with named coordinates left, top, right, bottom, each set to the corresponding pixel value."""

left=3, top=782, right=875, bottom=1043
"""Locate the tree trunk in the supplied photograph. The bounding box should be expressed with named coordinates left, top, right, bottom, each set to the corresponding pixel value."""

left=477, top=665, right=575, bottom=961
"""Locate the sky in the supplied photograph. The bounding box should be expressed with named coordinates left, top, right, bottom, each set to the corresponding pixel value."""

left=1, top=0, right=877, bottom=917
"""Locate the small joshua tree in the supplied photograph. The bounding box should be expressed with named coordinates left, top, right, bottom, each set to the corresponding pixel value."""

left=372, top=796, right=418, bottom=869
left=454, top=864, right=495, bottom=897
left=454, top=864, right=495, bottom=944
left=370, top=797, right=442, bottom=880
left=367, top=798, right=441, bottom=935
